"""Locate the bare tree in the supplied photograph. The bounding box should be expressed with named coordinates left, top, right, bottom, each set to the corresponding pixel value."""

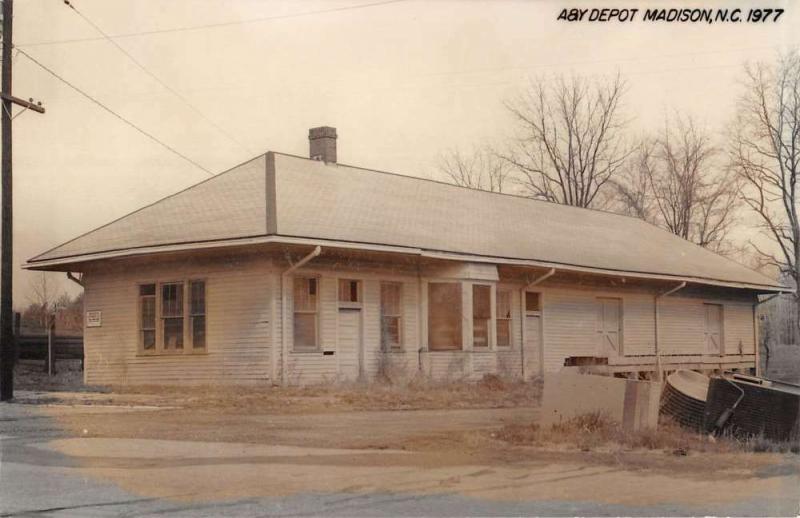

left=612, top=141, right=656, bottom=221
left=500, top=73, right=630, bottom=207
left=617, top=115, right=740, bottom=253
left=731, top=52, right=800, bottom=330
left=438, top=146, right=511, bottom=193
left=26, top=272, right=62, bottom=329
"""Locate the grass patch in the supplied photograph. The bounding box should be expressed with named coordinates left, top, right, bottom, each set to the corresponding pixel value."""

left=14, top=359, right=87, bottom=392
left=89, top=373, right=542, bottom=413
left=496, top=411, right=800, bottom=455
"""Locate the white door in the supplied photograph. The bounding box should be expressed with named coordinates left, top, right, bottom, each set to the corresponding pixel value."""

left=524, top=314, right=541, bottom=378
left=597, top=298, right=622, bottom=356
left=337, top=308, right=362, bottom=380
left=704, top=304, right=723, bottom=354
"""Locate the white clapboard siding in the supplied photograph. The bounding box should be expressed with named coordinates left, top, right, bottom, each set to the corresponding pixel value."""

left=421, top=351, right=470, bottom=380
left=620, top=292, right=655, bottom=356
left=724, top=303, right=756, bottom=355
left=83, top=256, right=272, bottom=385
left=361, top=279, right=381, bottom=379
left=472, top=351, right=497, bottom=380
left=542, top=287, right=601, bottom=372
left=496, top=350, right=522, bottom=378
left=540, top=286, right=750, bottom=372
left=83, top=252, right=758, bottom=385
left=659, top=296, right=706, bottom=355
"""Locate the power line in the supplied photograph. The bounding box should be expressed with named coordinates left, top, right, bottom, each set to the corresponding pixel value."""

left=15, top=47, right=214, bottom=177
left=17, top=0, right=408, bottom=47
left=62, top=0, right=252, bottom=154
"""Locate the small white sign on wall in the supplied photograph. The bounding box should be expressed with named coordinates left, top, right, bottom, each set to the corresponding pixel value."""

left=86, top=310, right=102, bottom=328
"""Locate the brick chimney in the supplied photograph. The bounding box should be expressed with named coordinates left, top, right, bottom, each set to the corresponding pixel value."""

left=308, top=126, right=337, bottom=163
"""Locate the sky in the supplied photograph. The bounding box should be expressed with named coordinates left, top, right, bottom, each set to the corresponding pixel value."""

left=7, top=0, right=800, bottom=306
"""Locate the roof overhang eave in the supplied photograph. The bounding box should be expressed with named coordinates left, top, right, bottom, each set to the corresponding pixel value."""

left=23, top=234, right=792, bottom=294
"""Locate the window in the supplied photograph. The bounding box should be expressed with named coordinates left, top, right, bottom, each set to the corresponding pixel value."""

left=162, top=283, right=184, bottom=350
left=138, top=281, right=207, bottom=354
left=293, top=276, right=318, bottom=348
left=496, top=290, right=512, bottom=347
left=428, top=283, right=462, bottom=350
left=338, top=279, right=361, bottom=304
left=473, top=285, right=491, bottom=348
left=190, top=281, right=206, bottom=350
left=380, top=282, right=402, bottom=350
left=139, top=284, right=156, bottom=351
left=525, top=292, right=541, bottom=312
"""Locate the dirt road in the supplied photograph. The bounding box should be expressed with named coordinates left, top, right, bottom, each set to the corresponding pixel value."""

left=2, top=389, right=798, bottom=516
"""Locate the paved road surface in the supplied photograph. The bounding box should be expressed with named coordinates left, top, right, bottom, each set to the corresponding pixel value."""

left=1, top=402, right=798, bottom=517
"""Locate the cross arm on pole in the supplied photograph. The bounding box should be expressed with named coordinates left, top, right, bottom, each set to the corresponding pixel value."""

left=1, top=94, right=45, bottom=113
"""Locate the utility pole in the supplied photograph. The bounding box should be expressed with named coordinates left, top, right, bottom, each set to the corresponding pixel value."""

left=0, top=0, right=45, bottom=401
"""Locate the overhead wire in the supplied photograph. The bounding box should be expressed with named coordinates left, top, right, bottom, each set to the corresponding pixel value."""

left=16, top=47, right=215, bottom=177
left=62, top=0, right=252, bottom=154
left=17, top=0, right=408, bottom=47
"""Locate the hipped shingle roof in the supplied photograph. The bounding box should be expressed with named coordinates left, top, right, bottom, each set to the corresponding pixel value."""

left=27, top=152, right=784, bottom=291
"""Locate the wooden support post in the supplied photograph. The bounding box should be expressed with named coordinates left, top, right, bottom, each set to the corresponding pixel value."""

left=13, top=312, right=20, bottom=362
left=0, top=0, right=46, bottom=401
left=0, top=0, right=15, bottom=401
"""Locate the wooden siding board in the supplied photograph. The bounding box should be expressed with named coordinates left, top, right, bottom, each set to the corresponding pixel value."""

left=83, top=258, right=272, bottom=385
left=82, top=253, right=758, bottom=385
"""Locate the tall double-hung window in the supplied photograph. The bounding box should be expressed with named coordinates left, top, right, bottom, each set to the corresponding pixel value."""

left=293, top=276, right=319, bottom=349
left=138, top=280, right=206, bottom=354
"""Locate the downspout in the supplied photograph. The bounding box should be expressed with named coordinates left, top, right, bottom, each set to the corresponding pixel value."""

left=654, top=281, right=686, bottom=381
left=417, top=259, right=424, bottom=376
left=280, top=246, right=322, bottom=386
left=520, top=268, right=556, bottom=380
left=66, top=272, right=83, bottom=287
left=753, top=292, right=782, bottom=377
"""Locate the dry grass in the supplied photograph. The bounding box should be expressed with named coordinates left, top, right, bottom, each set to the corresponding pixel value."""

left=14, top=359, right=87, bottom=392
left=12, top=358, right=540, bottom=414
left=496, top=412, right=800, bottom=455
left=96, top=373, right=541, bottom=414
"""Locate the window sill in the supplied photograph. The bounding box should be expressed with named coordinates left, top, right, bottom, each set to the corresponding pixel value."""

left=291, top=348, right=325, bottom=355
left=136, top=350, right=209, bottom=357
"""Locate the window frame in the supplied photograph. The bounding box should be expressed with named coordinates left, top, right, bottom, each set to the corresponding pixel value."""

left=293, top=275, right=321, bottom=351
left=338, top=278, right=363, bottom=309
left=138, top=283, right=157, bottom=353
left=496, top=288, right=513, bottom=349
left=161, top=281, right=185, bottom=352
left=137, top=279, right=207, bottom=356
left=189, top=280, right=207, bottom=351
left=525, top=291, right=542, bottom=314
left=427, top=281, right=464, bottom=351
left=380, top=281, right=403, bottom=351
left=472, top=283, right=493, bottom=349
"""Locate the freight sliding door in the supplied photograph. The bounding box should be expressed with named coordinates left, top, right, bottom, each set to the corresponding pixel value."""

left=597, top=297, right=622, bottom=357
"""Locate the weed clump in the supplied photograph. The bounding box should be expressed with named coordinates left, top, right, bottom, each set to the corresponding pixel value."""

left=495, top=412, right=799, bottom=455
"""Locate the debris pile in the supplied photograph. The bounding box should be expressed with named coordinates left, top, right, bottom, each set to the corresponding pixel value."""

left=660, top=369, right=800, bottom=442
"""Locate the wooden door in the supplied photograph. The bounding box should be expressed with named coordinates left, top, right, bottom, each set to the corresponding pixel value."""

left=524, top=314, right=541, bottom=378
left=704, top=304, right=723, bottom=354
left=597, top=297, right=622, bottom=356
left=337, top=308, right=362, bottom=381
